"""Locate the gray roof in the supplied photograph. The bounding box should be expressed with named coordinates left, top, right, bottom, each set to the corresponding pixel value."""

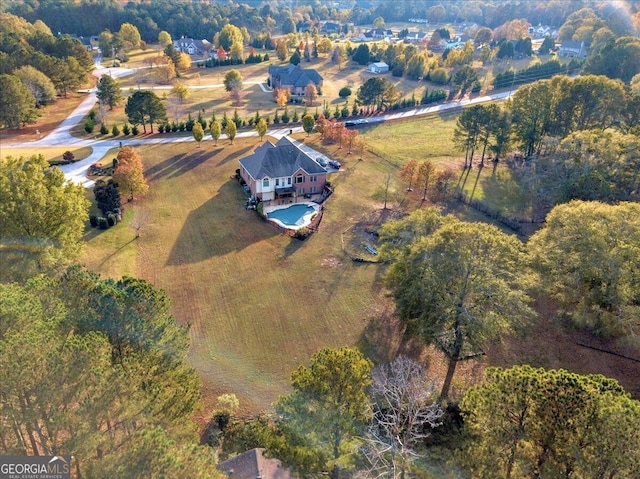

left=268, top=64, right=323, bottom=88
left=239, top=137, right=326, bottom=181
left=218, top=448, right=294, bottom=479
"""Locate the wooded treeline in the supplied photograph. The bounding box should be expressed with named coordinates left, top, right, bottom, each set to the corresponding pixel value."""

left=451, top=74, right=640, bottom=219
left=4, top=0, right=638, bottom=44
left=0, top=266, right=222, bottom=477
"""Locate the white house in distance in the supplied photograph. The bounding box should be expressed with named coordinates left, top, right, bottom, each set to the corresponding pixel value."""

left=368, top=61, right=389, bottom=73
left=173, top=37, right=211, bottom=57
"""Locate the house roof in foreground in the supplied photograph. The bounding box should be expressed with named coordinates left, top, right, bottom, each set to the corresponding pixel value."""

left=239, top=136, right=326, bottom=181
left=218, top=448, right=295, bottom=479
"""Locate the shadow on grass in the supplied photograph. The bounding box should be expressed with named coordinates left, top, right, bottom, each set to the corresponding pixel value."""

left=216, top=144, right=252, bottom=167
left=98, top=237, right=137, bottom=268
left=283, top=236, right=306, bottom=258
left=145, top=148, right=223, bottom=181
left=480, top=167, right=530, bottom=218
left=166, top=180, right=278, bottom=264
left=83, top=227, right=106, bottom=242
left=356, top=309, right=426, bottom=365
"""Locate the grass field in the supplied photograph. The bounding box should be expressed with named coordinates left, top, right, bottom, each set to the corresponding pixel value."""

left=78, top=114, right=532, bottom=416
left=81, top=136, right=402, bottom=415
left=2, top=146, right=93, bottom=163
left=80, top=124, right=640, bottom=426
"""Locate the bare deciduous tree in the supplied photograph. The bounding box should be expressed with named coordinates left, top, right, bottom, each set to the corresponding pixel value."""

left=131, top=205, right=151, bottom=239
left=360, top=357, right=442, bottom=479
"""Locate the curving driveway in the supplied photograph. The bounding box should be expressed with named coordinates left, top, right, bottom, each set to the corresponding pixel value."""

left=5, top=59, right=510, bottom=188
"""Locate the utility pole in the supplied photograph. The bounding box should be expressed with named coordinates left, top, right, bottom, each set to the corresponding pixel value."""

left=508, top=71, right=517, bottom=99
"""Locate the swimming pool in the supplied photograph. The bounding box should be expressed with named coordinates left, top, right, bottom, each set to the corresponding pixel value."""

left=265, top=203, right=320, bottom=230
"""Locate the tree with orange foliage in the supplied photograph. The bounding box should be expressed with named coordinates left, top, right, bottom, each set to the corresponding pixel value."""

left=315, top=115, right=327, bottom=138
left=399, top=159, right=418, bottom=191
left=304, top=83, right=318, bottom=106
left=415, top=160, right=435, bottom=201
left=344, top=128, right=359, bottom=154
left=113, top=147, right=148, bottom=202
left=274, top=87, right=290, bottom=107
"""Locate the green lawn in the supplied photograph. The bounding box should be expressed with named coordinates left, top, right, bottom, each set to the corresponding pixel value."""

left=362, top=113, right=461, bottom=168
left=360, top=111, right=531, bottom=220
left=80, top=111, right=534, bottom=412
left=82, top=136, right=398, bottom=414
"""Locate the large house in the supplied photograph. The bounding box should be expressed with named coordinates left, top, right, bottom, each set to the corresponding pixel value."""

left=218, top=448, right=295, bottom=479
left=366, top=28, right=394, bottom=39
left=268, top=64, right=323, bottom=97
left=404, top=31, right=429, bottom=44
left=238, top=136, right=328, bottom=204
left=173, top=37, right=211, bottom=56
left=558, top=40, right=588, bottom=58
left=321, top=21, right=342, bottom=34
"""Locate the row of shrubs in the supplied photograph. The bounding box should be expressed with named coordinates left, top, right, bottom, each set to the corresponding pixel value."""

left=203, top=53, right=269, bottom=68
left=85, top=119, right=141, bottom=136
left=89, top=209, right=122, bottom=230
left=85, top=87, right=452, bottom=138
left=493, top=59, right=582, bottom=89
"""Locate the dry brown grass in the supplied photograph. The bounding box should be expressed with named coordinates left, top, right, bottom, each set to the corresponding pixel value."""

left=82, top=136, right=399, bottom=416
left=1, top=93, right=90, bottom=144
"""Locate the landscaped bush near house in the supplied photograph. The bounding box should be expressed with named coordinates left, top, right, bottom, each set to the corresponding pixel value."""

left=100, top=123, right=109, bottom=135
left=107, top=213, right=117, bottom=227
left=112, top=124, right=120, bottom=136
left=98, top=217, right=109, bottom=229
left=158, top=123, right=165, bottom=133
left=89, top=215, right=99, bottom=227
left=122, top=123, right=131, bottom=135
left=131, top=125, right=139, bottom=135
left=294, top=227, right=312, bottom=240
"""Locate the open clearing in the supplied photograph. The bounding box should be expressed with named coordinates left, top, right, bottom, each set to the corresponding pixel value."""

left=81, top=130, right=640, bottom=418
left=82, top=137, right=398, bottom=415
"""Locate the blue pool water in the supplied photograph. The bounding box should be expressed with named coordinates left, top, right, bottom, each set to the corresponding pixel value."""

left=267, top=204, right=317, bottom=227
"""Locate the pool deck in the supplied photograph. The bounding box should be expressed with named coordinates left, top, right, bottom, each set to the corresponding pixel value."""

left=264, top=202, right=321, bottom=230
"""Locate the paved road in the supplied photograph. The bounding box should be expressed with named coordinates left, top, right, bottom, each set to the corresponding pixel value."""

left=5, top=59, right=510, bottom=187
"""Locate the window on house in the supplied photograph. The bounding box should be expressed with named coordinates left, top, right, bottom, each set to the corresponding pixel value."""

left=275, top=178, right=280, bottom=186
left=296, top=175, right=305, bottom=184
left=310, top=175, right=317, bottom=182
left=310, top=186, right=316, bottom=193
left=263, top=178, right=269, bottom=187
left=287, top=177, right=292, bottom=185
left=299, top=188, right=305, bottom=195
